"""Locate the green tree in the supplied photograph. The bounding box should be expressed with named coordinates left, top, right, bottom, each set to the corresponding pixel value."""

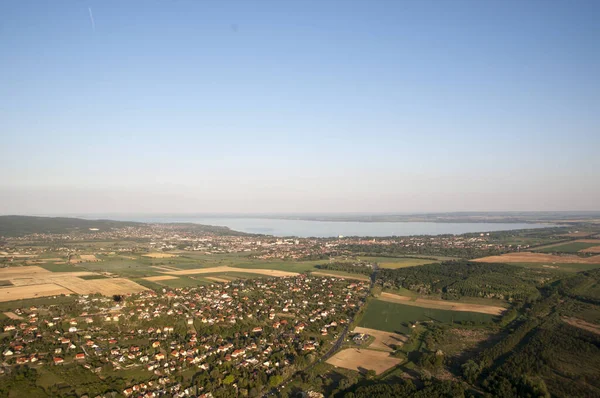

left=269, top=375, right=283, bottom=387
left=223, top=374, right=235, bottom=385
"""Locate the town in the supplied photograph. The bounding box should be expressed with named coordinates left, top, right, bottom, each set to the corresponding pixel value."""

left=0, top=276, right=369, bottom=397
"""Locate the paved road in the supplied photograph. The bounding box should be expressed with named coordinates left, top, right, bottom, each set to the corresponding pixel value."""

left=265, top=265, right=379, bottom=396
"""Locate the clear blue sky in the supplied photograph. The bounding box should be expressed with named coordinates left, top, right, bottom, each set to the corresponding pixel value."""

left=2, top=0, right=599, bottom=214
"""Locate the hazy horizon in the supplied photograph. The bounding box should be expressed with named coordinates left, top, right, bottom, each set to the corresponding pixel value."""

left=2, top=1, right=599, bottom=214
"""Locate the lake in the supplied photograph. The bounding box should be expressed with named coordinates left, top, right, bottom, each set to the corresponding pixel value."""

left=99, top=215, right=553, bottom=238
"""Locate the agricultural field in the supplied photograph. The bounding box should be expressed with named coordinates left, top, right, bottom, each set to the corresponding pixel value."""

left=142, top=252, right=178, bottom=258
left=378, top=292, right=506, bottom=315
left=158, top=265, right=298, bottom=278
left=359, top=299, right=496, bottom=334
left=352, top=326, right=408, bottom=351
left=562, top=317, right=600, bottom=336
left=473, top=252, right=600, bottom=264
left=0, top=265, right=147, bottom=302
left=326, top=348, right=402, bottom=375
left=535, top=241, right=600, bottom=253
left=363, top=257, right=440, bottom=269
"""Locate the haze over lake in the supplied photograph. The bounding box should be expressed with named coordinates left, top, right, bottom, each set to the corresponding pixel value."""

left=86, top=215, right=552, bottom=237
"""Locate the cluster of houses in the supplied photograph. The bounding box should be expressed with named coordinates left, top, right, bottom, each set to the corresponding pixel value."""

left=1, top=219, right=531, bottom=266
left=0, top=275, right=369, bottom=397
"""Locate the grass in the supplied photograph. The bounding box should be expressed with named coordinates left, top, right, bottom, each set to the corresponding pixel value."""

left=359, top=299, right=496, bottom=334
left=39, top=263, right=88, bottom=272
left=511, top=262, right=600, bottom=272
left=536, top=242, right=600, bottom=253
left=364, top=257, right=439, bottom=269
left=78, top=274, right=109, bottom=280
left=0, top=295, right=78, bottom=311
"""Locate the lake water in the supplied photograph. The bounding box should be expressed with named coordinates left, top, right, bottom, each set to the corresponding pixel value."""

left=99, top=215, right=553, bottom=238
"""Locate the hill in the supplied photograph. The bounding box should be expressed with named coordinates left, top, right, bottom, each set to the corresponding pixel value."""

left=0, top=215, right=143, bottom=237
left=0, top=215, right=250, bottom=237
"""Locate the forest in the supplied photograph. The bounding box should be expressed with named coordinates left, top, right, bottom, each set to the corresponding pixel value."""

left=376, top=260, right=548, bottom=300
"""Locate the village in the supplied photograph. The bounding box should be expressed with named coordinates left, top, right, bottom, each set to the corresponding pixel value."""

left=0, top=275, right=369, bottom=397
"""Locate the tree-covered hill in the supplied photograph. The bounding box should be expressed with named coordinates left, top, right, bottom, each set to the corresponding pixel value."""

left=377, top=260, right=555, bottom=301
left=0, top=215, right=142, bottom=236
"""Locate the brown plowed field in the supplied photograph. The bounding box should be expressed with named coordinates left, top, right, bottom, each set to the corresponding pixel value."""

left=3, top=312, right=23, bottom=319
left=562, top=317, right=600, bottom=336
left=161, top=266, right=298, bottom=277
left=581, top=246, right=600, bottom=253
left=326, top=348, right=402, bottom=374
left=379, top=292, right=505, bottom=315
left=473, top=252, right=600, bottom=264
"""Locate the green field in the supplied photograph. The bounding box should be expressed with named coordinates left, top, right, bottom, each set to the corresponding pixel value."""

left=359, top=299, right=496, bottom=334
left=78, top=274, right=109, bottom=280
left=0, top=295, right=78, bottom=312
left=536, top=242, right=599, bottom=253
left=39, top=263, right=88, bottom=272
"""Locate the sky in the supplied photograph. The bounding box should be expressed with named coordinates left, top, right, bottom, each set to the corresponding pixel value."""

left=1, top=0, right=599, bottom=214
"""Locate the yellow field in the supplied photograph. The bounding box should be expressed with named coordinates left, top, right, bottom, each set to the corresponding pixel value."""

left=160, top=266, right=298, bottom=278
left=143, top=252, right=177, bottom=258
left=0, top=266, right=147, bottom=301
left=143, top=275, right=179, bottom=281
left=0, top=284, right=73, bottom=302
left=379, top=292, right=505, bottom=315
left=326, top=348, right=402, bottom=374
left=56, top=277, right=148, bottom=296
left=353, top=326, right=407, bottom=351
left=205, top=276, right=231, bottom=283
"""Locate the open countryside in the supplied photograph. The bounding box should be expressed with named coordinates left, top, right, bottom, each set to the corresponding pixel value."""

left=0, top=214, right=598, bottom=397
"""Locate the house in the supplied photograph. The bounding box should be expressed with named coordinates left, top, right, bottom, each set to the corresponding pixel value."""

left=75, top=353, right=86, bottom=360
left=53, top=357, right=64, bottom=364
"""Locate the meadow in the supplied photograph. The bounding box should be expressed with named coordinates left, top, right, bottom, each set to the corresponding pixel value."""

left=358, top=256, right=447, bottom=268
left=359, top=299, right=496, bottom=334
left=536, top=241, right=600, bottom=253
